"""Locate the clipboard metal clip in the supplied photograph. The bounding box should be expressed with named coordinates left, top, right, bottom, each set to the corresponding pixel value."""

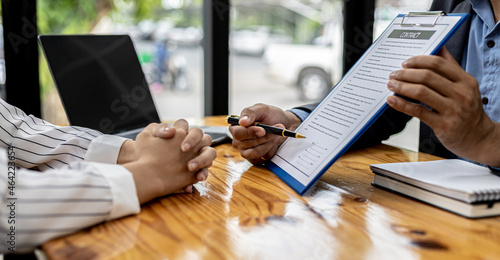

left=400, top=11, right=446, bottom=27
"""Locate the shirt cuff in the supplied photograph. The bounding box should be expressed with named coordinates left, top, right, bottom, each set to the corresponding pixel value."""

left=91, top=162, right=141, bottom=220
left=85, top=135, right=128, bottom=164
left=288, top=108, right=310, bottom=122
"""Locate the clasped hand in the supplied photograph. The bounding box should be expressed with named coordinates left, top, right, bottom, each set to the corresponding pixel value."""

left=122, top=119, right=217, bottom=204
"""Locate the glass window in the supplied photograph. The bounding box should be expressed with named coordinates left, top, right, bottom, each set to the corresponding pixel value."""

left=229, top=0, right=432, bottom=151
left=38, top=0, right=204, bottom=125
left=229, top=1, right=341, bottom=114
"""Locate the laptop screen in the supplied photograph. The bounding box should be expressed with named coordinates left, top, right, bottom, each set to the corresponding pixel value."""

left=39, top=34, right=160, bottom=134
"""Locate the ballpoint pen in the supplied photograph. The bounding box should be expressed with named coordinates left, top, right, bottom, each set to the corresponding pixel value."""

left=226, top=115, right=306, bottom=139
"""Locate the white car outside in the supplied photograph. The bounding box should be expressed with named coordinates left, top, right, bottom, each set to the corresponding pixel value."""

left=230, top=26, right=293, bottom=56
left=263, top=22, right=342, bottom=101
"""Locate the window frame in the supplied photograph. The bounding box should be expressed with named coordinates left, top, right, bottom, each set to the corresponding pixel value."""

left=1, top=0, right=374, bottom=118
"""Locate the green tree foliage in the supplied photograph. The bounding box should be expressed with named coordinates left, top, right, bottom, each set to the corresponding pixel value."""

left=38, top=0, right=112, bottom=108
left=38, top=0, right=114, bottom=34
left=37, top=0, right=163, bottom=97
left=37, top=0, right=201, bottom=99
left=133, top=0, right=162, bottom=21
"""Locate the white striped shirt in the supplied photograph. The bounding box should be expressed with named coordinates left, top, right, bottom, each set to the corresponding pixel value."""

left=0, top=99, right=140, bottom=254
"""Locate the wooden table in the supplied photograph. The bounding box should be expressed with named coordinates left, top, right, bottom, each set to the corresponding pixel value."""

left=42, top=117, right=500, bottom=259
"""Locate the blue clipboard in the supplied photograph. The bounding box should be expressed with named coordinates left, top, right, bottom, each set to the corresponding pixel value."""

left=267, top=12, right=470, bottom=195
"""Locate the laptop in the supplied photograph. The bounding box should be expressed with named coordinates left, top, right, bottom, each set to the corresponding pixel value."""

left=39, top=34, right=230, bottom=145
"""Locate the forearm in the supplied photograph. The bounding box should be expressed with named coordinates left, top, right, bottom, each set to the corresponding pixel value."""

left=460, top=121, right=500, bottom=167
left=284, top=110, right=303, bottom=130
left=124, top=160, right=163, bottom=204
left=0, top=98, right=113, bottom=169
left=117, top=140, right=136, bottom=164
left=0, top=151, right=139, bottom=253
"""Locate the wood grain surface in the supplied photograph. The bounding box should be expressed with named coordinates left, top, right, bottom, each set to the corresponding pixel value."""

left=42, top=116, right=500, bottom=260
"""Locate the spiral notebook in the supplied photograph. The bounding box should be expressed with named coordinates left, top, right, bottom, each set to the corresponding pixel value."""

left=371, top=159, right=500, bottom=218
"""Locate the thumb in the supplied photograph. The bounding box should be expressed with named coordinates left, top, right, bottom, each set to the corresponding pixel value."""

left=239, top=105, right=268, bottom=127
left=154, top=124, right=176, bottom=139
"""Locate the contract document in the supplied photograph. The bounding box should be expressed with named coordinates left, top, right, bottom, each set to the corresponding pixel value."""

left=267, top=12, right=470, bottom=195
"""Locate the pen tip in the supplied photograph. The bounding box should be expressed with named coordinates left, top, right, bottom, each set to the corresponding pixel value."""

left=296, top=133, right=306, bottom=139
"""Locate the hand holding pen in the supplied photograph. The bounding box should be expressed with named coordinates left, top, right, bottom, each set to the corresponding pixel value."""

left=226, top=115, right=306, bottom=139
left=227, top=104, right=305, bottom=165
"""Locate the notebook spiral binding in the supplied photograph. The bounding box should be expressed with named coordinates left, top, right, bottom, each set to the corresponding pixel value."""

left=473, top=189, right=500, bottom=202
